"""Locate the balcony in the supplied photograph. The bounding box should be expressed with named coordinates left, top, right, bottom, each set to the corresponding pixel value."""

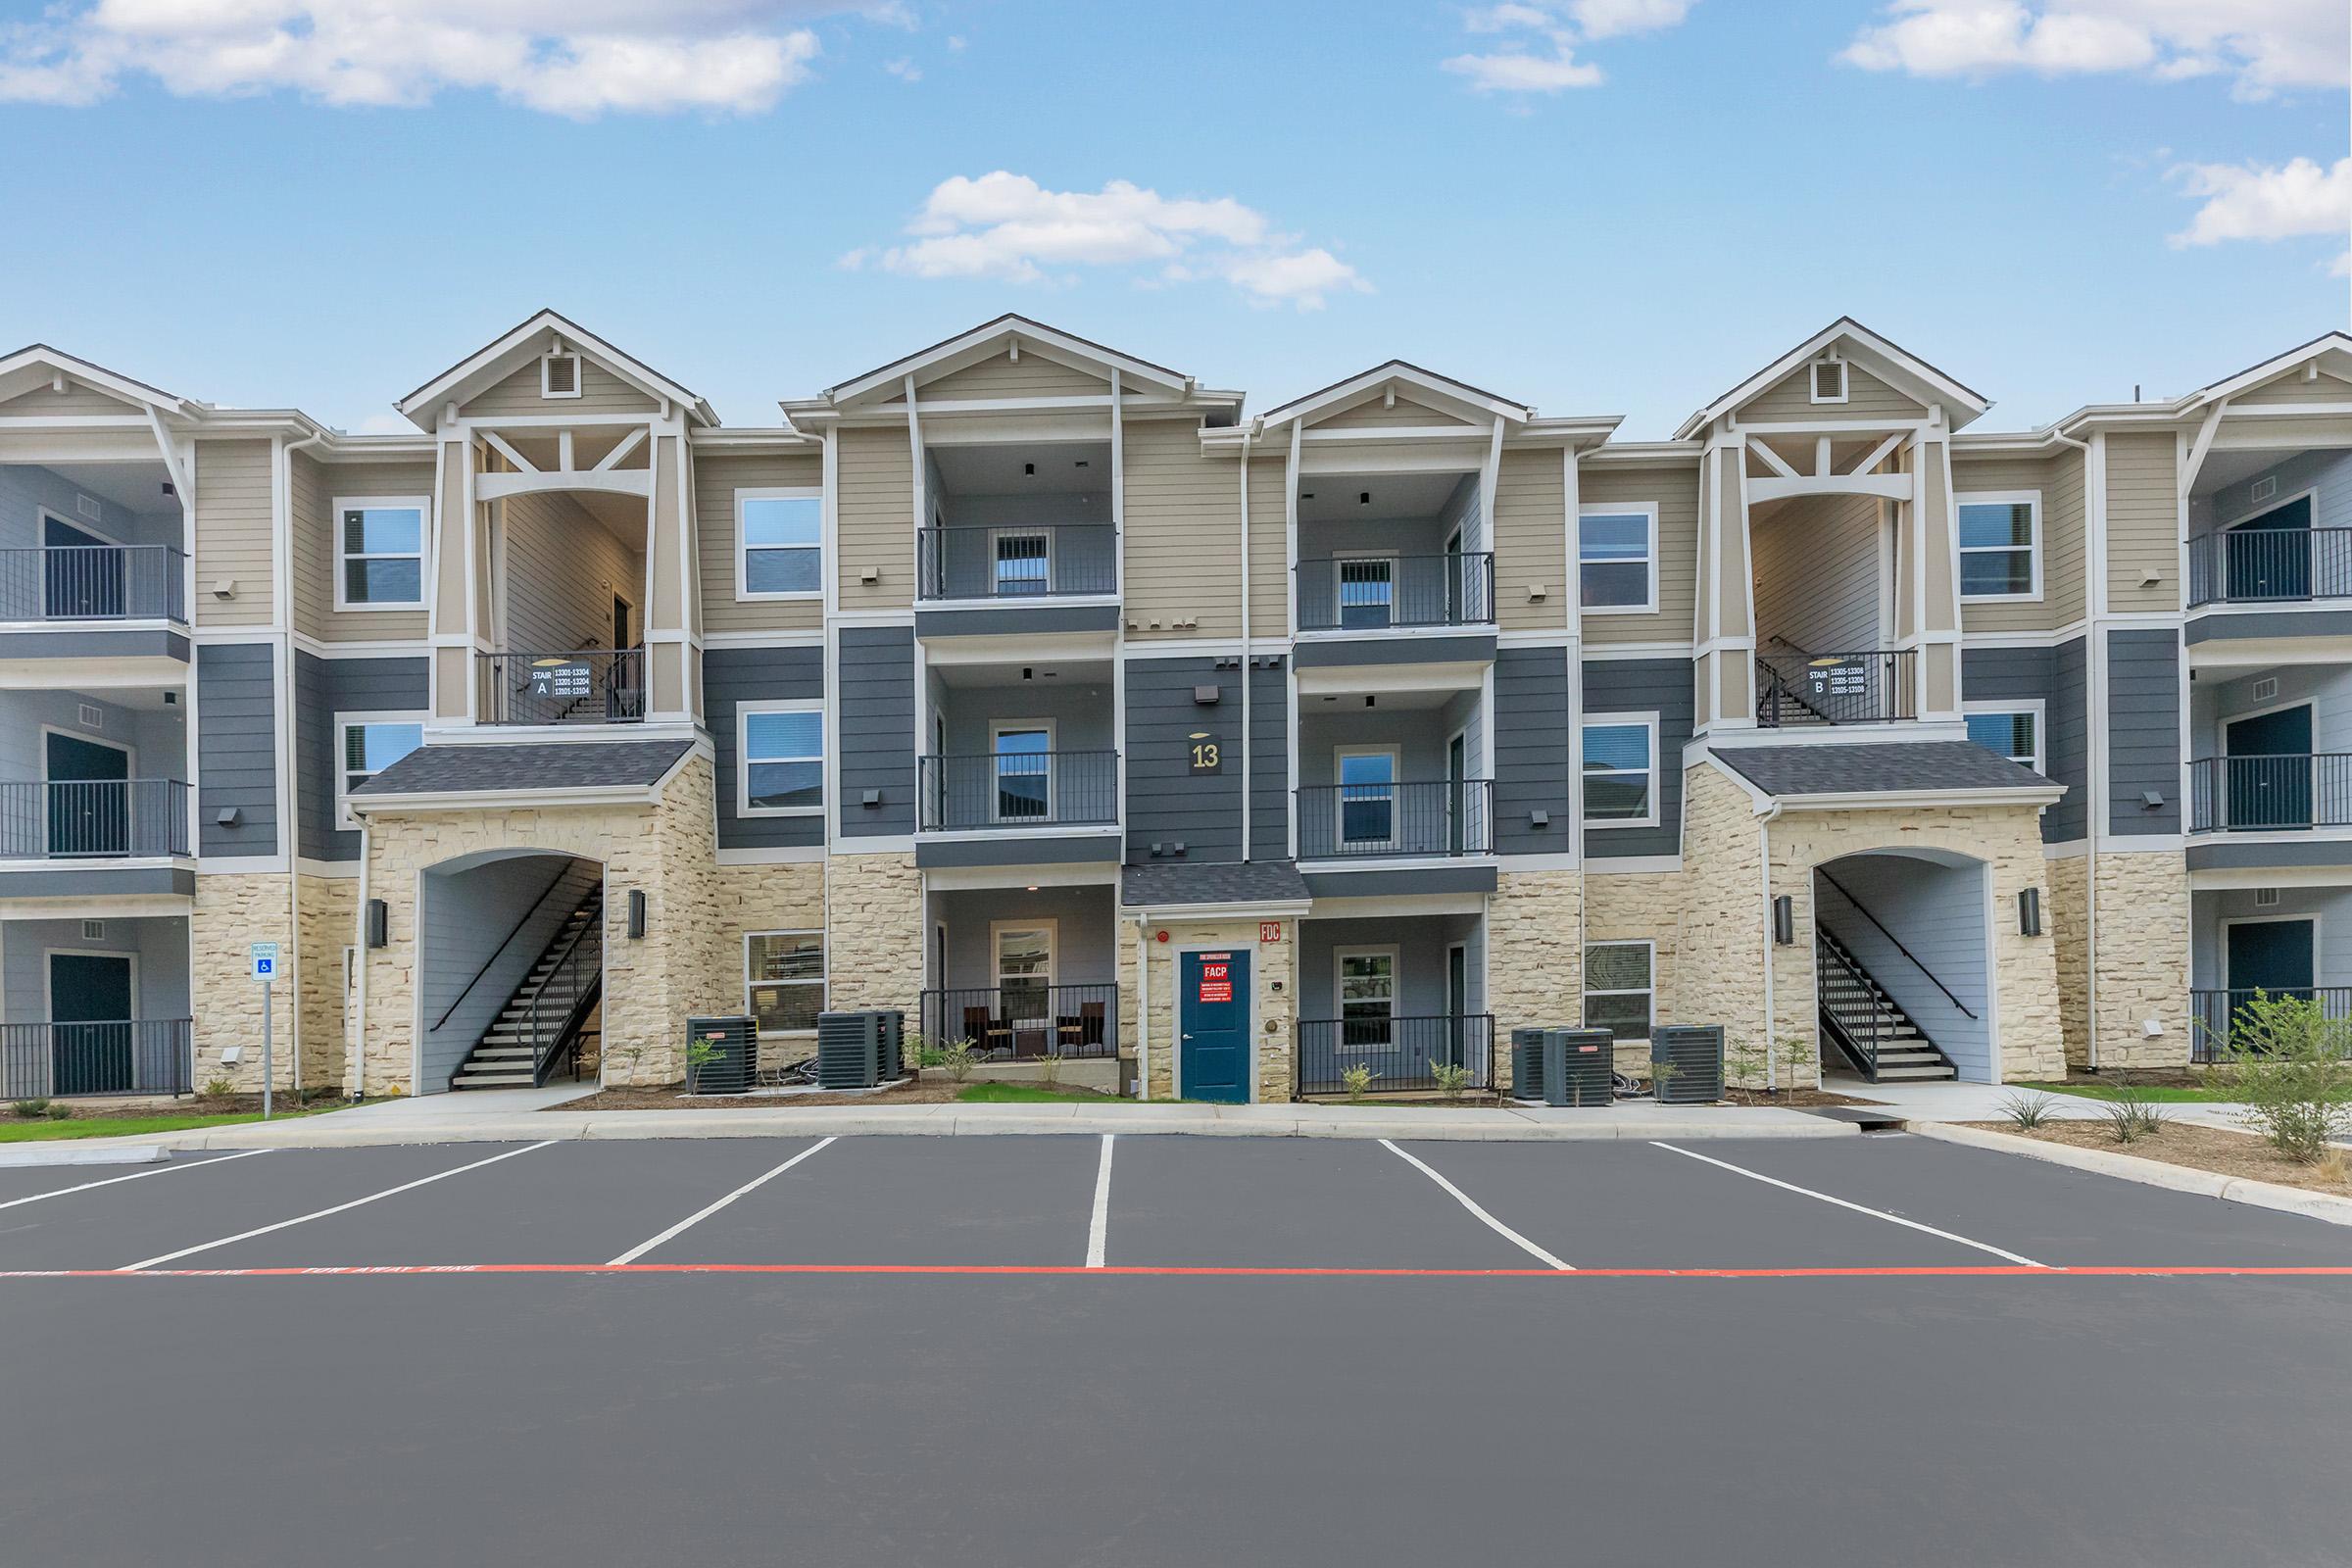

left=0, top=546, right=185, bottom=623
left=0, top=1018, right=193, bottom=1098
left=1297, top=552, right=1494, bottom=632
left=918, top=751, right=1118, bottom=832
left=477, top=649, right=644, bottom=726
left=1755, top=648, right=1917, bottom=727
left=1295, top=1014, right=1495, bottom=1097
left=1297, top=779, right=1493, bottom=860
left=2187, top=528, right=2352, bottom=607
left=2188, top=755, right=2352, bottom=832
left=919, top=983, right=1118, bottom=1060
left=916, top=524, right=1117, bottom=602
left=0, top=780, right=190, bottom=859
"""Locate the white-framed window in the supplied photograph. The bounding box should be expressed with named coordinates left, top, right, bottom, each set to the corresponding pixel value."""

left=1334, top=554, right=1396, bottom=629
left=746, top=931, right=824, bottom=1036
left=1334, top=746, right=1400, bottom=849
left=1582, top=713, right=1658, bottom=828
left=990, top=529, right=1052, bottom=596
left=336, top=711, right=426, bottom=828
left=1584, top=941, right=1654, bottom=1041
left=334, top=496, right=428, bottom=611
left=1957, top=490, right=2041, bottom=602
left=540, top=351, right=582, bottom=399
left=990, top=720, right=1054, bottom=823
left=1335, top=946, right=1399, bottom=1048
left=1579, top=504, right=1658, bottom=613
left=1962, top=702, right=2043, bottom=773
left=738, top=701, right=824, bottom=817
left=1809, top=359, right=1848, bottom=405
left=736, top=488, right=823, bottom=600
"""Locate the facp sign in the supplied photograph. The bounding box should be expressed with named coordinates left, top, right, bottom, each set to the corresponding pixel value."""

left=1197, top=956, right=1233, bottom=1004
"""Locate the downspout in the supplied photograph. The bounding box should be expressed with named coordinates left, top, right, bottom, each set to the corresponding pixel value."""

left=1238, top=427, right=1253, bottom=861
left=2050, top=428, right=2097, bottom=1070
left=1134, top=914, right=1152, bottom=1100
left=350, top=814, right=372, bottom=1101
left=279, top=426, right=328, bottom=1101
left=1758, top=799, right=1784, bottom=1090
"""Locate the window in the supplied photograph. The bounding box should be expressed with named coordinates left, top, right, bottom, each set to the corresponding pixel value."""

left=334, top=497, right=427, bottom=610
left=737, top=489, right=822, bottom=599
left=336, top=714, right=425, bottom=827
left=1584, top=942, right=1654, bottom=1041
left=991, top=530, right=1051, bottom=596
left=747, top=932, right=824, bottom=1036
left=1336, top=948, right=1398, bottom=1048
left=540, top=352, right=581, bottom=399
left=1583, top=716, right=1657, bottom=827
left=1335, top=556, right=1395, bottom=629
left=739, top=702, right=823, bottom=816
left=1963, top=705, right=2041, bottom=772
left=991, top=722, right=1053, bottom=822
left=1957, top=492, right=2040, bottom=600
left=994, top=921, right=1054, bottom=1025
left=1810, top=360, right=1847, bottom=405
left=1579, top=506, right=1657, bottom=612
left=1335, top=747, right=1398, bottom=848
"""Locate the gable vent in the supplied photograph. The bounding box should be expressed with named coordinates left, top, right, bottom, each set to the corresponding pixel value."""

left=2255, top=888, right=2280, bottom=908
left=80, top=919, right=105, bottom=940
left=2251, top=676, right=2279, bottom=702
left=1810, top=360, right=1847, bottom=404
left=2250, top=475, right=2278, bottom=504
left=77, top=703, right=103, bottom=728
left=75, top=493, right=102, bottom=521
left=541, top=352, right=581, bottom=399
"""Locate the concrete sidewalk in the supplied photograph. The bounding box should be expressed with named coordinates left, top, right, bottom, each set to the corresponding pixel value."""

left=1830, top=1074, right=2270, bottom=1137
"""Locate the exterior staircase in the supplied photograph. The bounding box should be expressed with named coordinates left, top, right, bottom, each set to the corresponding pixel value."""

left=450, top=878, right=604, bottom=1090
left=1815, top=925, right=1957, bottom=1083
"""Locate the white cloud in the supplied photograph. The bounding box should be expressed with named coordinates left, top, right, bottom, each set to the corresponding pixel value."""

left=1444, top=0, right=1690, bottom=94
left=883, top=55, right=919, bottom=81
left=860, top=172, right=1371, bottom=309
left=2170, top=155, right=2352, bottom=274
left=0, top=1, right=845, bottom=116
left=1840, top=2, right=2350, bottom=98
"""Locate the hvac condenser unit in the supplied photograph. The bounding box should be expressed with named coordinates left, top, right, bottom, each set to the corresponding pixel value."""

left=1509, top=1027, right=1548, bottom=1102
left=1651, top=1026, right=1725, bottom=1104
left=685, top=1016, right=756, bottom=1095
left=816, top=1011, right=882, bottom=1090
left=1551, top=1027, right=1615, bottom=1107
left=873, top=1009, right=906, bottom=1081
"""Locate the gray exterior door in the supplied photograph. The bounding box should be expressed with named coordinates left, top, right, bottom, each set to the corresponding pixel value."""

left=2223, top=705, right=2313, bottom=830
left=50, top=953, right=133, bottom=1094
left=45, top=731, right=130, bottom=857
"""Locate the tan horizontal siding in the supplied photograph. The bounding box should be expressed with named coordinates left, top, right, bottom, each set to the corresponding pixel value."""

left=2234, top=372, right=2352, bottom=407
left=696, top=450, right=824, bottom=634
left=1742, top=364, right=1926, bottom=424
left=921, top=352, right=1106, bottom=401
left=1581, top=462, right=1698, bottom=645
left=1248, top=454, right=1288, bottom=637
left=193, top=438, right=273, bottom=627
left=1123, top=416, right=1240, bottom=639
left=2105, top=430, right=2179, bottom=612
left=0, top=382, right=142, bottom=417
left=293, top=454, right=432, bottom=641
left=836, top=424, right=913, bottom=612
left=464, top=358, right=658, bottom=419
left=1494, top=447, right=1566, bottom=632
left=1315, top=396, right=1479, bottom=431
left=1950, top=453, right=2068, bottom=635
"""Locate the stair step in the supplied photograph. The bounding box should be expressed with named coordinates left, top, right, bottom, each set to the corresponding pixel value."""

left=1874, top=1064, right=1957, bottom=1081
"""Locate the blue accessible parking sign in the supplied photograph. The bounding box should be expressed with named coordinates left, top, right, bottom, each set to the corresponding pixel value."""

left=250, top=942, right=279, bottom=981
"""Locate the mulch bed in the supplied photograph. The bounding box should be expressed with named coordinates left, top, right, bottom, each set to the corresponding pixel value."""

left=1965, top=1118, right=2352, bottom=1199
left=1720, top=1089, right=1879, bottom=1107
left=552, top=1080, right=1124, bottom=1111
left=7, top=1090, right=344, bottom=1121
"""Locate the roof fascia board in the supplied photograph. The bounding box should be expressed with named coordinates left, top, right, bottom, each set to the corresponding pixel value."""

left=1259, top=361, right=1530, bottom=430
left=823, top=316, right=1193, bottom=406
left=0, top=345, right=191, bottom=416
left=1674, top=318, right=1990, bottom=441
left=396, top=309, right=715, bottom=428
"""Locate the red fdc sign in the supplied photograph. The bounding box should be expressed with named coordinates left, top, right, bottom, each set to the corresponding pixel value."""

left=1198, top=957, right=1233, bottom=1004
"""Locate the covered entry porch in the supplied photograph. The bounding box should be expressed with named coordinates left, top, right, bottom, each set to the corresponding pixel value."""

left=0, top=911, right=192, bottom=1099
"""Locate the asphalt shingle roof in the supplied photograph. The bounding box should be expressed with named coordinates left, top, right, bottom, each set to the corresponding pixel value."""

left=354, top=740, right=694, bottom=797
left=1715, top=742, right=2053, bottom=799
left=1120, top=860, right=1310, bottom=908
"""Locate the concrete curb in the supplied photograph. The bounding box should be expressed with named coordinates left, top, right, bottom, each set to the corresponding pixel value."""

left=0, top=1142, right=167, bottom=1168
left=1911, top=1121, right=2352, bottom=1230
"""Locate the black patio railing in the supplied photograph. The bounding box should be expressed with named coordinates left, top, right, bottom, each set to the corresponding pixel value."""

left=920, top=984, right=1118, bottom=1059
left=1756, top=648, right=1917, bottom=727
left=0, top=1019, right=193, bottom=1099
left=1296, top=1014, right=1494, bottom=1097
left=918, top=751, right=1118, bottom=831
left=1296, top=552, right=1495, bottom=631
left=2189, top=987, right=2352, bottom=1062
left=0, top=779, right=190, bottom=858
left=1296, top=779, right=1492, bottom=859
left=2187, top=754, right=2352, bottom=832
left=916, top=524, right=1117, bottom=601
left=478, top=649, right=645, bottom=725
left=0, top=545, right=186, bottom=622
left=2187, top=528, right=2352, bottom=607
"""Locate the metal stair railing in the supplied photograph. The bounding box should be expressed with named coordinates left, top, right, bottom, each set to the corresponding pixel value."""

left=523, top=896, right=604, bottom=1087
left=432, top=866, right=600, bottom=1035
left=1817, top=868, right=1976, bottom=1018
left=1815, top=932, right=1894, bottom=1079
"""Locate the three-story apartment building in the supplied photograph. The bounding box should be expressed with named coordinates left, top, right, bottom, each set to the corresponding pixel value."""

left=2, top=313, right=2345, bottom=1103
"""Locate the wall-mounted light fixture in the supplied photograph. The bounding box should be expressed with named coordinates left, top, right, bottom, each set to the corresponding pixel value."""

left=366, top=899, right=388, bottom=949
left=1772, top=895, right=1794, bottom=946
left=626, top=889, right=647, bottom=940
left=2018, top=887, right=2042, bottom=937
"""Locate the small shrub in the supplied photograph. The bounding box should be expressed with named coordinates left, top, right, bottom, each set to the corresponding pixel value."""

left=911, top=1035, right=949, bottom=1069
left=682, top=1032, right=726, bottom=1093
left=1035, top=1046, right=1064, bottom=1088
left=2099, top=1076, right=2167, bottom=1145
left=1341, top=1062, right=1379, bottom=1103
left=1724, top=1037, right=1767, bottom=1102
left=2315, top=1147, right=2349, bottom=1187
left=939, top=1038, right=980, bottom=1083
left=11, top=1098, right=49, bottom=1119
left=1776, top=1033, right=1816, bottom=1093
left=2210, top=991, right=2352, bottom=1163
left=200, top=1076, right=236, bottom=1101
left=608, top=1041, right=649, bottom=1087
left=43, top=1102, right=73, bottom=1121
left=1428, top=1060, right=1473, bottom=1102
left=1997, top=1091, right=2061, bottom=1131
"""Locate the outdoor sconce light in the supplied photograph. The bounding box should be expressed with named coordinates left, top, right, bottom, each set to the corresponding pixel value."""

left=2018, top=887, right=2042, bottom=937
left=626, top=890, right=647, bottom=940
left=1772, top=895, right=1793, bottom=946
left=365, top=899, right=388, bottom=949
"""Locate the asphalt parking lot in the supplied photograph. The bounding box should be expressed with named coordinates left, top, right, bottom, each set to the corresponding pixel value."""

left=2, top=1132, right=2348, bottom=1565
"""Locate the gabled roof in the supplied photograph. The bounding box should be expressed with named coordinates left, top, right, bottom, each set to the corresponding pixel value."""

left=0, top=343, right=192, bottom=416
left=816, top=314, right=1197, bottom=408
left=1674, top=318, right=1989, bottom=440
left=396, top=309, right=716, bottom=430
left=1257, top=360, right=1530, bottom=431
left=2180, top=330, right=2352, bottom=412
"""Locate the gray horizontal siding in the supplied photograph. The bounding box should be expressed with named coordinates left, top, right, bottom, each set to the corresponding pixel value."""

left=1250, top=658, right=1289, bottom=861
left=837, top=625, right=914, bottom=838
left=0, top=866, right=194, bottom=898
left=295, top=652, right=429, bottom=861
left=2107, top=627, right=2180, bottom=837
left=1494, top=647, right=1573, bottom=856
left=915, top=832, right=1122, bottom=869
left=1291, top=633, right=1495, bottom=669
left=1962, top=641, right=2085, bottom=845
left=1125, top=656, right=1242, bottom=863
left=0, top=629, right=188, bottom=662
left=707, top=644, right=825, bottom=851
left=1582, top=657, right=1692, bottom=859
left=196, top=643, right=277, bottom=858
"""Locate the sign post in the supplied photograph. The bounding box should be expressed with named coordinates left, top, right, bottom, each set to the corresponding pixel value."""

left=250, top=942, right=279, bottom=1119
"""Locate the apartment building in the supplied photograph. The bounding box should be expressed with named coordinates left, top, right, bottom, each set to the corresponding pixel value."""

left=2, top=312, right=2345, bottom=1104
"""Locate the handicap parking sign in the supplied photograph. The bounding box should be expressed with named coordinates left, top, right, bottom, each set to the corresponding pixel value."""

left=250, top=942, right=279, bottom=981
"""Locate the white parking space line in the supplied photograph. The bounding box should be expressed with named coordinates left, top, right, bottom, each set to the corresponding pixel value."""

left=1086, top=1135, right=1113, bottom=1269
left=1650, top=1142, right=2051, bottom=1269
left=1381, top=1141, right=1573, bottom=1271
left=122, top=1142, right=556, bottom=1272
left=0, top=1150, right=269, bottom=1213
left=606, top=1137, right=838, bottom=1266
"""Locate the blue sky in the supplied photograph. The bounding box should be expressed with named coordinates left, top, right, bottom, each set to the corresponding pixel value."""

left=0, top=1, right=2344, bottom=438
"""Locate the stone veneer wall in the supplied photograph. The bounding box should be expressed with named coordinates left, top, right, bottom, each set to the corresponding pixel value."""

left=2047, top=852, right=2091, bottom=1067
left=1135, top=915, right=1297, bottom=1102
left=1486, top=869, right=1583, bottom=1092
left=190, top=871, right=298, bottom=1092
left=296, top=873, right=356, bottom=1091
left=713, top=860, right=826, bottom=1073
left=823, top=853, right=922, bottom=1017
left=1582, top=868, right=1685, bottom=1076
left=1675, top=763, right=1773, bottom=1078
left=2086, top=848, right=2192, bottom=1070
left=356, top=754, right=728, bottom=1095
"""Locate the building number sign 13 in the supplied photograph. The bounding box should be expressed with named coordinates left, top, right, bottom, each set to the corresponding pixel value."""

left=1188, top=730, right=1222, bottom=774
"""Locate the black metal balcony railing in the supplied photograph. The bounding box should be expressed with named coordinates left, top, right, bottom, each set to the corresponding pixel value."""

left=920, top=983, right=1118, bottom=1059
left=918, top=751, right=1118, bottom=831
left=1296, top=1015, right=1495, bottom=1097
left=0, top=1019, right=193, bottom=1098
left=2189, top=988, right=2352, bottom=1063
left=0, top=546, right=186, bottom=623
left=478, top=649, right=645, bottom=726
left=2187, top=528, right=2352, bottom=607
left=1296, top=779, right=1493, bottom=859
left=1296, top=552, right=1496, bottom=631
left=1756, top=649, right=1917, bottom=727
left=2188, top=754, right=2352, bottom=832
left=916, top=524, right=1117, bottom=601
left=0, top=780, right=190, bottom=858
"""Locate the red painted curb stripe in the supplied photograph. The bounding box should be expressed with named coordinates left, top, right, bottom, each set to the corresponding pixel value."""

left=1, top=1262, right=2348, bottom=1281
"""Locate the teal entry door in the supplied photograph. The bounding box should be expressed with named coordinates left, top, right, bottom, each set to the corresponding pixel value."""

left=1179, top=949, right=1250, bottom=1103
